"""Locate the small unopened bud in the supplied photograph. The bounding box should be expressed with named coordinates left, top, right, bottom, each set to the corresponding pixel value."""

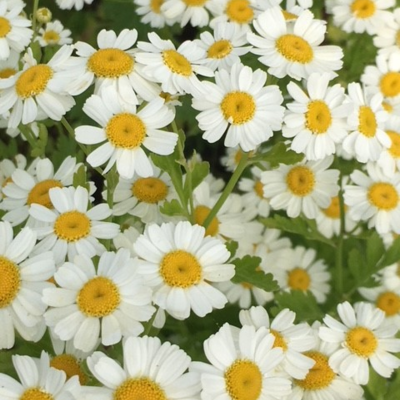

left=36, top=8, right=52, bottom=24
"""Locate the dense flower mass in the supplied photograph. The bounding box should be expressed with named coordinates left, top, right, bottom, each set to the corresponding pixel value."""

left=1, top=1, right=400, bottom=399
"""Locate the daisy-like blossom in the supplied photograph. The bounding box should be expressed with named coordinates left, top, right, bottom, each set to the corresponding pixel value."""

left=111, top=163, right=178, bottom=224
left=56, top=0, right=94, bottom=10
left=190, top=323, right=292, bottom=400
left=381, top=262, right=400, bottom=292
left=377, top=117, right=400, bottom=176
left=331, top=0, right=395, bottom=35
left=75, top=87, right=178, bottom=179
left=64, top=29, right=160, bottom=104
left=248, top=7, right=343, bottom=80
left=0, top=47, right=19, bottom=80
left=0, top=221, right=55, bottom=350
left=0, top=0, right=32, bottom=60
left=319, top=301, right=400, bottom=384
left=28, top=186, right=120, bottom=265
left=0, top=153, right=26, bottom=199
left=344, top=163, right=400, bottom=234
left=239, top=306, right=316, bottom=379
left=192, top=62, right=284, bottom=151
left=83, top=335, right=200, bottom=400
left=0, top=46, right=75, bottom=128
left=262, top=156, right=340, bottom=219
left=342, top=82, right=390, bottom=163
left=36, top=20, right=72, bottom=47
left=133, top=220, right=235, bottom=320
left=0, top=156, right=79, bottom=227
left=373, top=8, right=400, bottom=56
left=286, top=322, right=364, bottom=400
left=268, top=246, right=331, bottom=303
left=161, top=0, right=213, bottom=27
left=136, top=32, right=214, bottom=96
left=220, top=145, right=248, bottom=172
left=134, top=0, right=176, bottom=28
left=195, top=21, right=252, bottom=72
left=43, top=249, right=155, bottom=352
left=283, top=73, right=352, bottom=160
left=0, top=352, right=81, bottom=400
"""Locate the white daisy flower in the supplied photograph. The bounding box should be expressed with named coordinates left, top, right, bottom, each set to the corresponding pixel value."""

left=56, top=0, right=94, bottom=10
left=75, top=87, right=178, bottom=179
left=190, top=323, right=292, bottom=399
left=83, top=335, right=200, bottom=400
left=133, top=220, right=235, bottom=320
left=195, top=21, right=252, bottom=72
left=287, top=322, right=364, bottom=400
left=283, top=73, right=352, bottom=160
left=0, top=153, right=26, bottom=199
left=36, top=20, right=72, bottom=47
left=319, top=301, right=400, bottom=384
left=0, top=0, right=32, bottom=60
left=331, top=0, right=395, bottom=35
left=248, top=7, right=343, bottom=80
left=136, top=32, right=213, bottom=96
left=161, top=0, right=213, bottom=27
left=113, top=226, right=142, bottom=258
left=220, top=145, right=248, bottom=172
left=0, top=47, right=19, bottom=79
left=262, top=156, right=340, bottom=219
left=0, top=221, right=55, bottom=350
left=29, top=186, right=120, bottom=265
left=269, top=246, right=331, bottom=303
left=43, top=249, right=155, bottom=352
left=240, top=306, right=317, bottom=379
left=373, top=8, right=400, bottom=56
left=0, top=352, right=81, bottom=400
left=1, top=156, right=78, bottom=227
left=377, top=117, right=400, bottom=176
left=0, top=46, right=75, bottom=128
left=192, top=62, right=284, bottom=151
left=134, top=0, right=176, bottom=28
left=344, top=163, right=400, bottom=234
left=64, top=29, right=160, bottom=104
left=381, top=262, right=400, bottom=292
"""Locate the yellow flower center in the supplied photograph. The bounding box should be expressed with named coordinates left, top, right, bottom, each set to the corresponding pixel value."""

left=387, top=130, right=400, bottom=158
left=306, top=100, right=332, bottom=134
left=226, top=0, right=254, bottom=24
left=0, top=256, right=21, bottom=309
left=287, top=267, right=311, bottom=291
left=368, top=182, right=399, bottom=210
left=286, top=166, right=315, bottom=196
left=106, top=113, right=146, bottom=149
left=295, top=351, right=335, bottom=390
left=224, top=360, right=262, bottom=400
left=254, top=180, right=264, bottom=198
left=114, top=378, right=167, bottom=400
left=0, top=17, right=11, bottom=38
left=183, top=0, right=207, bottom=5
left=380, top=72, right=400, bottom=98
left=376, top=291, right=400, bottom=316
left=194, top=205, right=219, bottom=236
left=282, top=10, right=298, bottom=21
left=358, top=105, right=377, bottom=138
left=150, top=0, right=163, bottom=13
left=162, top=50, right=192, bottom=76
left=160, top=250, right=202, bottom=288
left=345, top=326, right=378, bottom=357
left=276, top=34, right=314, bottom=64
left=50, top=354, right=88, bottom=385
left=132, top=177, right=168, bottom=204
left=221, top=91, right=256, bottom=125
left=77, top=276, right=121, bottom=317
left=351, top=0, right=376, bottom=19
left=20, top=388, right=54, bottom=400
left=396, top=30, right=400, bottom=48
left=54, top=211, right=91, bottom=242
left=27, top=179, right=63, bottom=208
left=43, top=30, right=61, bottom=45
left=0, top=67, right=17, bottom=79
left=87, top=48, right=134, bottom=78
left=322, top=196, right=344, bottom=219
left=207, top=40, right=233, bottom=59
left=271, top=329, right=288, bottom=351
left=234, top=149, right=243, bottom=164
left=16, top=65, right=53, bottom=99
left=241, top=282, right=253, bottom=289
left=382, top=101, right=393, bottom=113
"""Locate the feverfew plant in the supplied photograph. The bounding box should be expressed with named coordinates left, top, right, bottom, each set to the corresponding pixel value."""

left=0, top=1, right=400, bottom=400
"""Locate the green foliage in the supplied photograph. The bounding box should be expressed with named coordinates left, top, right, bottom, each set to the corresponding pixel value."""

left=253, top=142, right=304, bottom=167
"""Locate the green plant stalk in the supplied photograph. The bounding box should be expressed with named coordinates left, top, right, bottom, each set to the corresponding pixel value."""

left=31, top=0, right=40, bottom=40
left=203, top=151, right=249, bottom=230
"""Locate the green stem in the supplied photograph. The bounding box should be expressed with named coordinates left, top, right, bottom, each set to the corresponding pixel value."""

left=203, top=151, right=249, bottom=230
left=31, top=0, right=40, bottom=40
left=141, top=306, right=159, bottom=337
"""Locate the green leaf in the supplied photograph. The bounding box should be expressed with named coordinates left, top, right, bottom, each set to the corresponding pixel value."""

left=255, top=142, right=304, bottom=168
left=385, top=370, right=400, bottom=400
left=348, top=248, right=364, bottom=282
left=261, top=215, right=335, bottom=247
left=366, top=231, right=385, bottom=271
left=274, top=291, right=323, bottom=323
left=73, top=165, right=89, bottom=191
left=187, top=158, right=209, bottom=193
left=226, top=240, right=238, bottom=260
left=376, top=236, right=400, bottom=269
left=366, top=368, right=388, bottom=400
left=160, top=199, right=186, bottom=217
left=231, top=255, right=279, bottom=292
